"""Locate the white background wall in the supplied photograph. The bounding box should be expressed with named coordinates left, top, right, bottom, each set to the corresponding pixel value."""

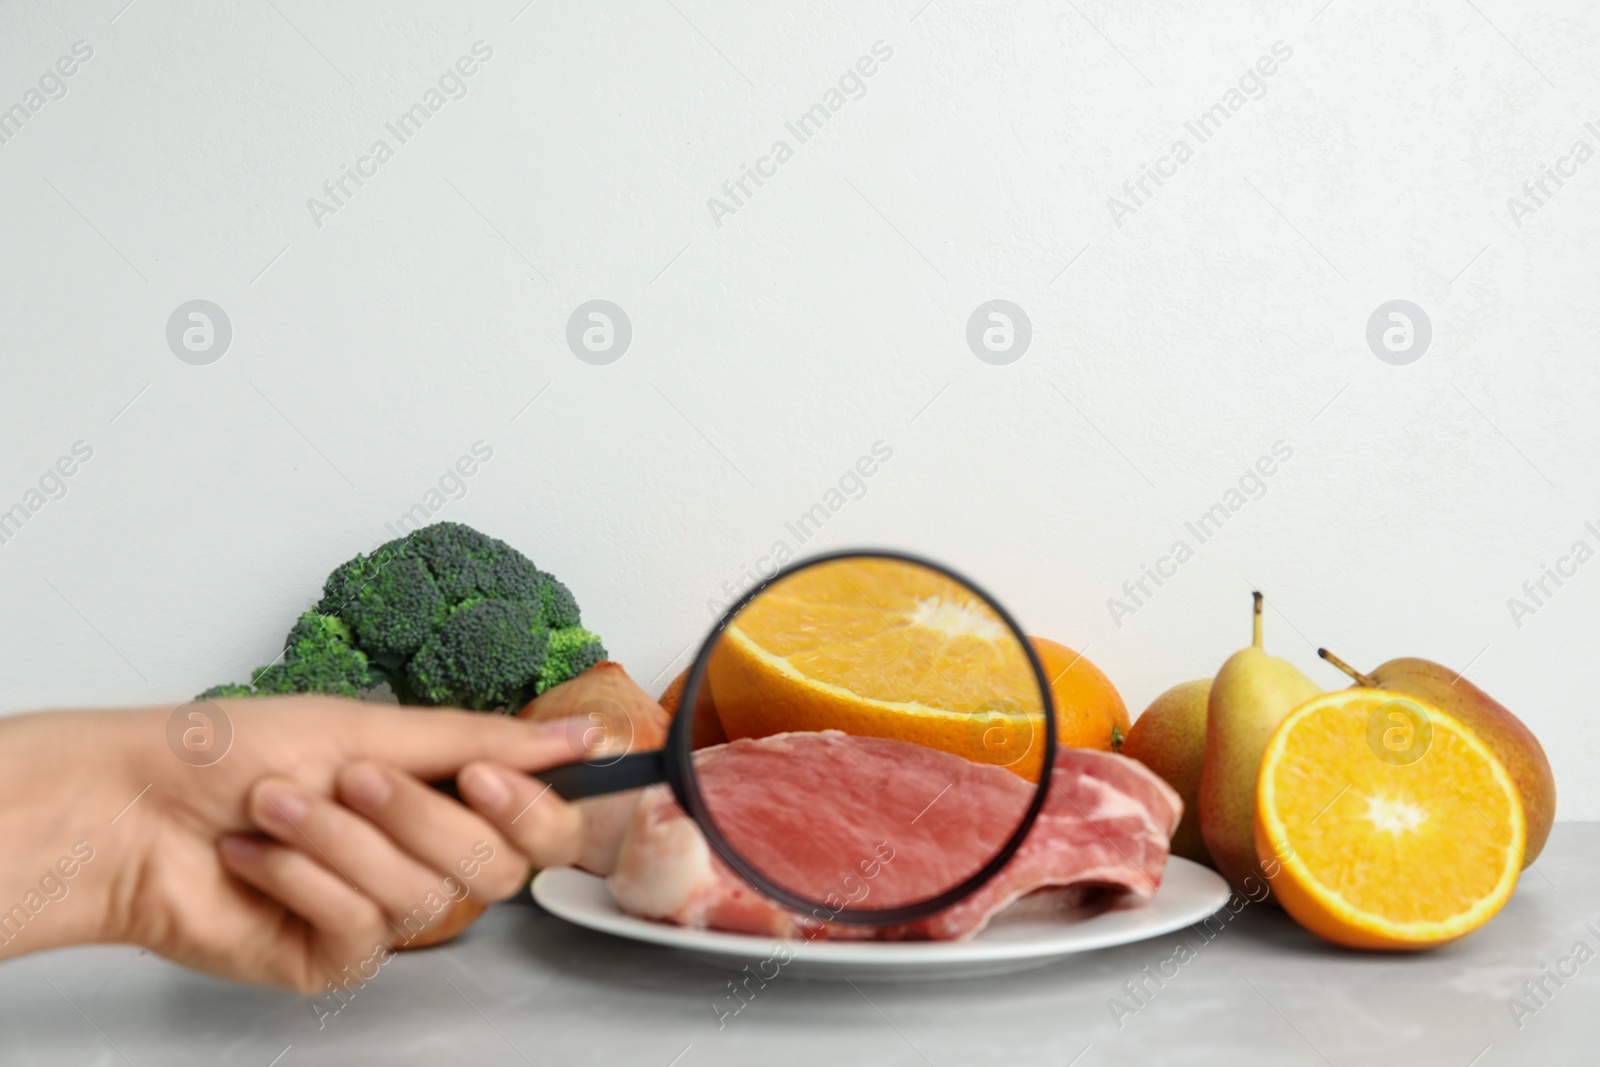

left=2, top=1, right=1596, bottom=818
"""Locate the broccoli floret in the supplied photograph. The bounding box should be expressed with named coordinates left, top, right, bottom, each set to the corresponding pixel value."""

left=197, top=612, right=375, bottom=699
left=406, top=600, right=551, bottom=711
left=198, top=683, right=256, bottom=699
left=402, top=522, right=547, bottom=603
left=539, top=626, right=606, bottom=694
left=318, top=551, right=446, bottom=667
left=252, top=612, right=376, bottom=697
left=538, top=573, right=583, bottom=629
left=201, top=523, right=605, bottom=711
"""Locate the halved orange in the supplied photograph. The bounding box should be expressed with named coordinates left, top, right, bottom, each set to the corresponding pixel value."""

left=707, top=558, right=1048, bottom=778
left=1256, top=689, right=1524, bottom=949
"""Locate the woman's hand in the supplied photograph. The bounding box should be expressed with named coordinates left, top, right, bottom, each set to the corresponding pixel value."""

left=0, top=697, right=586, bottom=992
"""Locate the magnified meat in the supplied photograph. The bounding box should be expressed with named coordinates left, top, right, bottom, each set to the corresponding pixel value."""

left=606, top=732, right=1181, bottom=940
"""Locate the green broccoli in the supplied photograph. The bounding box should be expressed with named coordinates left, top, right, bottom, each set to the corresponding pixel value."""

left=201, top=612, right=375, bottom=700
left=540, top=624, right=606, bottom=693
left=197, top=683, right=256, bottom=700
left=200, top=522, right=605, bottom=712
left=406, top=600, right=550, bottom=710
left=253, top=612, right=376, bottom=697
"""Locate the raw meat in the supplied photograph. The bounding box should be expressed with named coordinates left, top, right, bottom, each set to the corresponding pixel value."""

left=607, top=731, right=1181, bottom=940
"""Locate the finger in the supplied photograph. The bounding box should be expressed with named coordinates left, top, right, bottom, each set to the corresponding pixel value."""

left=247, top=777, right=458, bottom=926
left=457, top=761, right=584, bottom=870
left=328, top=702, right=593, bottom=779
left=218, top=834, right=390, bottom=992
left=336, top=762, right=530, bottom=902
left=221, top=697, right=597, bottom=782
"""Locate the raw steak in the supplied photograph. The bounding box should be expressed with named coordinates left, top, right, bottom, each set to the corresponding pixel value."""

left=607, top=731, right=1181, bottom=940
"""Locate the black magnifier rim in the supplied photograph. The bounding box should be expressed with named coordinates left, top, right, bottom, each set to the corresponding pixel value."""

left=663, top=548, right=1058, bottom=927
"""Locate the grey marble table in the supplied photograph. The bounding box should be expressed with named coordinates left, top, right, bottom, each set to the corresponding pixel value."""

left=2, top=824, right=1595, bottom=1066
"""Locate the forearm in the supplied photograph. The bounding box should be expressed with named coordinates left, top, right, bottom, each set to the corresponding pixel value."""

left=0, top=710, right=147, bottom=957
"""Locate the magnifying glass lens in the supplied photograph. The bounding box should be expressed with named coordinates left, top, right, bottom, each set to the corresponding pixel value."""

left=680, top=556, right=1052, bottom=921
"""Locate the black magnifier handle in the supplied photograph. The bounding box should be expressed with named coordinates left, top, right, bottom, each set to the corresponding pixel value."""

left=431, top=748, right=670, bottom=803
left=539, top=749, right=670, bottom=800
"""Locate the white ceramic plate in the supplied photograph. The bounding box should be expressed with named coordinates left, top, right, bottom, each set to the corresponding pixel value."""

left=531, top=858, right=1230, bottom=982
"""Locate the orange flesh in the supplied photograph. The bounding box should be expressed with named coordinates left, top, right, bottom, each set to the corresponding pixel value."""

left=709, top=558, right=1046, bottom=779
left=1257, top=690, right=1523, bottom=946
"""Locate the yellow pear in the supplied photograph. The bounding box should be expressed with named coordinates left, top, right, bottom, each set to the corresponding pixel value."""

left=1122, top=678, right=1212, bottom=866
left=1199, top=592, right=1321, bottom=898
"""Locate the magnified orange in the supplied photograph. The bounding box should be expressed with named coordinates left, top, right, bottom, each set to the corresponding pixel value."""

left=707, top=558, right=1047, bottom=779
left=1255, top=689, right=1524, bottom=949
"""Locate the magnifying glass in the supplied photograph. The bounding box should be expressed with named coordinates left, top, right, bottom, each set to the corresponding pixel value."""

left=537, top=550, right=1056, bottom=926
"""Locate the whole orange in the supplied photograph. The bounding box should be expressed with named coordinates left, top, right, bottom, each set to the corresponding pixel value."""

left=1030, top=637, right=1130, bottom=751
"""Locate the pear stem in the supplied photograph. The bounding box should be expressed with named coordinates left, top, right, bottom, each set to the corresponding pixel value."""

left=1251, top=591, right=1263, bottom=649
left=1317, top=648, right=1378, bottom=688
